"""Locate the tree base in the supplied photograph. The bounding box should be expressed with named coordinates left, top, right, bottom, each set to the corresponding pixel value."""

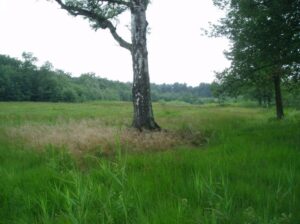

left=132, top=120, right=161, bottom=132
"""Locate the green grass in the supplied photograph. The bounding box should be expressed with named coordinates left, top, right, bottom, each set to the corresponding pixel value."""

left=0, top=101, right=299, bottom=223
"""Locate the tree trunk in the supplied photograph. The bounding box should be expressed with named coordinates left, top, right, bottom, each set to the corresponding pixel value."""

left=273, top=72, right=284, bottom=119
left=130, top=1, right=160, bottom=131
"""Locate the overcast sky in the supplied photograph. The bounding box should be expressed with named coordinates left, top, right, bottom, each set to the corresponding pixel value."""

left=0, top=0, right=230, bottom=86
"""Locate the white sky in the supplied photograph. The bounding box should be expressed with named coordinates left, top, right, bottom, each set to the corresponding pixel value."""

left=0, top=0, right=230, bottom=86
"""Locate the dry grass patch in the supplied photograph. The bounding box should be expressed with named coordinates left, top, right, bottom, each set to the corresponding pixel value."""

left=7, top=119, right=205, bottom=156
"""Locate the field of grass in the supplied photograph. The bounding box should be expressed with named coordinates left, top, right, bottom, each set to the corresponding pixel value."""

left=0, top=101, right=299, bottom=224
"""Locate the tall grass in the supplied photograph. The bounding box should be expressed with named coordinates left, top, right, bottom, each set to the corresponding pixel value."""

left=0, top=102, right=299, bottom=223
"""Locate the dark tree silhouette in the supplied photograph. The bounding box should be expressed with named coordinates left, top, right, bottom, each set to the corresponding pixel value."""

left=212, top=0, right=300, bottom=119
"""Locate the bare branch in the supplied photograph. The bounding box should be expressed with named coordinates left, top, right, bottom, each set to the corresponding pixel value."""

left=54, top=0, right=132, bottom=51
left=105, top=22, right=132, bottom=50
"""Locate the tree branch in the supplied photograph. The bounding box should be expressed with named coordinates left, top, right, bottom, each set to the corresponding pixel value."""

left=54, top=0, right=132, bottom=51
left=100, top=0, right=131, bottom=7
left=105, top=22, right=132, bottom=50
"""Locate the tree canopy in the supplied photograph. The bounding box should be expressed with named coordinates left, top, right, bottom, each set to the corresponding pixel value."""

left=212, top=0, right=300, bottom=118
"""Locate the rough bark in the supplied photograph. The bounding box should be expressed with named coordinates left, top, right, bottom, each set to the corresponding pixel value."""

left=130, top=1, right=160, bottom=131
left=273, top=72, right=284, bottom=119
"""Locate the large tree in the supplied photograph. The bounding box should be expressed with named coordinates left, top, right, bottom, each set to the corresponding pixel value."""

left=49, top=0, right=160, bottom=130
left=212, top=0, right=300, bottom=119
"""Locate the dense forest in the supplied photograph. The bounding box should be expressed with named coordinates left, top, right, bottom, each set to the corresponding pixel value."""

left=0, top=53, right=212, bottom=104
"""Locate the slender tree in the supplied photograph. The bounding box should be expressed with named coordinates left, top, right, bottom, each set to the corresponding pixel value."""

left=49, top=0, right=160, bottom=130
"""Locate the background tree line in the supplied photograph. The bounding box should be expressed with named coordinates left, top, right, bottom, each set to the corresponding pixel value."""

left=0, top=53, right=212, bottom=103
left=210, top=68, right=300, bottom=108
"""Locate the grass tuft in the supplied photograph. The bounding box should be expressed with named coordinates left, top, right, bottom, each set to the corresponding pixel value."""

left=7, top=119, right=206, bottom=156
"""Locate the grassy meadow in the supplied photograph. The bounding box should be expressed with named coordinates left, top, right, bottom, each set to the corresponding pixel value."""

left=0, top=101, right=299, bottom=224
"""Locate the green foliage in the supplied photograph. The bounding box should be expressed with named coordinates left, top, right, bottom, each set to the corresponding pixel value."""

left=214, top=69, right=274, bottom=106
left=0, top=102, right=300, bottom=223
left=61, top=0, right=129, bottom=30
left=151, top=83, right=212, bottom=104
left=213, top=0, right=300, bottom=69
left=0, top=53, right=213, bottom=104
left=211, top=0, right=300, bottom=114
